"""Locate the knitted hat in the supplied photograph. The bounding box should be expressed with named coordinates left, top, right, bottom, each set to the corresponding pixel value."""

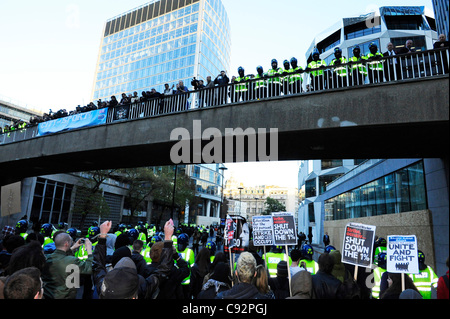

left=211, top=262, right=231, bottom=285
left=101, top=257, right=139, bottom=299
left=2, top=226, right=15, bottom=236
left=111, top=246, right=132, bottom=267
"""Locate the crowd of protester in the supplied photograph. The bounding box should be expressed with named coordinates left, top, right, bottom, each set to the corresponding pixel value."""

left=1, top=217, right=448, bottom=300
left=2, top=37, right=448, bottom=136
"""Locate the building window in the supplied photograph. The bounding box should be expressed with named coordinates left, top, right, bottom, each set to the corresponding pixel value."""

left=390, top=36, right=427, bottom=52
left=317, top=29, right=341, bottom=54
left=319, top=174, right=343, bottom=195
left=325, top=161, right=427, bottom=221
left=384, top=15, right=430, bottom=31
left=305, top=179, right=316, bottom=198
left=308, top=203, right=315, bottom=223
left=321, top=160, right=343, bottom=170
left=345, top=20, right=381, bottom=40
left=30, top=178, right=73, bottom=226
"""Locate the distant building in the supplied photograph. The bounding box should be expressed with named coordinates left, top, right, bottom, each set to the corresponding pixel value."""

left=432, top=0, right=449, bottom=39
left=306, top=6, right=438, bottom=65
left=297, top=159, right=449, bottom=277
left=0, top=97, right=42, bottom=130
left=91, top=0, right=231, bottom=102
left=224, top=175, right=299, bottom=223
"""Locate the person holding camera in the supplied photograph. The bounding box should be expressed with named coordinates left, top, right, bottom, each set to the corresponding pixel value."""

left=175, top=80, right=189, bottom=111
left=41, top=233, right=93, bottom=299
left=191, top=77, right=206, bottom=107
left=214, top=70, right=229, bottom=105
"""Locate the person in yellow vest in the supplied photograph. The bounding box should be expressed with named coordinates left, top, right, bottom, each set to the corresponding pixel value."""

left=372, top=252, right=387, bottom=299
left=281, top=59, right=292, bottom=95
left=76, top=226, right=99, bottom=260
left=349, top=45, right=368, bottom=86
left=409, top=250, right=439, bottom=299
left=373, top=237, right=387, bottom=265
left=263, top=246, right=292, bottom=278
left=135, top=221, right=147, bottom=242
left=307, top=49, right=327, bottom=91
left=114, top=223, right=126, bottom=237
left=287, top=57, right=303, bottom=94
left=366, top=42, right=385, bottom=84
left=267, top=59, right=283, bottom=97
left=176, top=233, right=195, bottom=299
left=205, top=241, right=216, bottom=263
left=142, top=235, right=163, bottom=264
left=15, top=220, right=29, bottom=240
left=40, top=223, right=54, bottom=248
left=233, top=66, right=250, bottom=103
left=299, top=244, right=319, bottom=274
left=329, top=47, right=349, bottom=88
left=254, top=65, right=268, bottom=100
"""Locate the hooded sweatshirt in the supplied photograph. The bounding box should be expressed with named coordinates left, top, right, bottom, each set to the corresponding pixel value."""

left=287, top=270, right=312, bottom=299
left=330, top=250, right=346, bottom=283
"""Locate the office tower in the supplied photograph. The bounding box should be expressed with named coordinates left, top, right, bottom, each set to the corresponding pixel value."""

left=91, top=0, right=231, bottom=103
left=432, top=0, right=449, bottom=39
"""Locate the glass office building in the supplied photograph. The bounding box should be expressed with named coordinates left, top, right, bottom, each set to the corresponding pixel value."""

left=305, top=6, right=438, bottom=65
left=324, top=161, right=427, bottom=221
left=91, top=0, right=231, bottom=102
left=432, top=0, right=449, bottom=39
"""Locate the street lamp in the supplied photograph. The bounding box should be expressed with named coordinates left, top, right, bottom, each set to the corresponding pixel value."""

left=238, top=186, right=243, bottom=216
left=218, top=166, right=227, bottom=219
left=219, top=167, right=228, bottom=204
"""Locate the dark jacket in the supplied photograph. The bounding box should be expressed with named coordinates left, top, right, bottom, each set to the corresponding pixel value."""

left=311, top=270, right=347, bottom=299
left=190, top=263, right=210, bottom=299
left=131, top=251, right=148, bottom=277
left=150, top=256, right=189, bottom=299
left=397, top=47, right=416, bottom=54
left=197, top=279, right=231, bottom=299
left=287, top=270, right=313, bottom=299
left=268, top=276, right=290, bottom=299
left=93, top=237, right=173, bottom=299
left=214, top=74, right=229, bottom=86
left=42, top=249, right=93, bottom=299
left=215, top=282, right=267, bottom=299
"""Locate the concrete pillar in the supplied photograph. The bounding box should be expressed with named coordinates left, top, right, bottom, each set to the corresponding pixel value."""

left=206, top=199, right=211, bottom=217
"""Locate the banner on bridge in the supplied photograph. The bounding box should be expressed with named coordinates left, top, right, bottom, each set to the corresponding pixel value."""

left=37, top=108, right=108, bottom=136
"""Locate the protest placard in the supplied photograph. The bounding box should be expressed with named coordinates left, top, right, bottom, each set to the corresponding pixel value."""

left=272, top=212, right=297, bottom=246
left=224, top=215, right=249, bottom=253
left=386, top=235, right=419, bottom=274
left=342, top=223, right=376, bottom=268
left=252, top=215, right=274, bottom=246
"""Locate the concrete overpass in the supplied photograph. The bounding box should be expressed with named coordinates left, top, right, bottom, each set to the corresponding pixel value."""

left=0, top=75, right=448, bottom=186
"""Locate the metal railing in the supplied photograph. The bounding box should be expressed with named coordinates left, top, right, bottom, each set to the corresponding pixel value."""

left=1, top=47, right=448, bottom=146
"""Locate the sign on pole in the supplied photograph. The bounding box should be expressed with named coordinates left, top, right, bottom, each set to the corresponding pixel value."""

left=386, top=235, right=419, bottom=274
left=1, top=182, right=22, bottom=218
left=252, top=215, right=274, bottom=246
left=224, top=215, right=249, bottom=253
left=272, top=212, right=297, bottom=246
left=342, top=222, right=376, bottom=268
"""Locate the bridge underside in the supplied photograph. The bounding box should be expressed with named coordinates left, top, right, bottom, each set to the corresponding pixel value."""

left=0, top=76, right=448, bottom=186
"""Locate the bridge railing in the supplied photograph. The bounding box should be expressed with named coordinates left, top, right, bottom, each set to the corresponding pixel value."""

left=1, top=47, right=448, bottom=146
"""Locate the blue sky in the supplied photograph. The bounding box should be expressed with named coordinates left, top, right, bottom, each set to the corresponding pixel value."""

left=0, top=0, right=434, bottom=188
